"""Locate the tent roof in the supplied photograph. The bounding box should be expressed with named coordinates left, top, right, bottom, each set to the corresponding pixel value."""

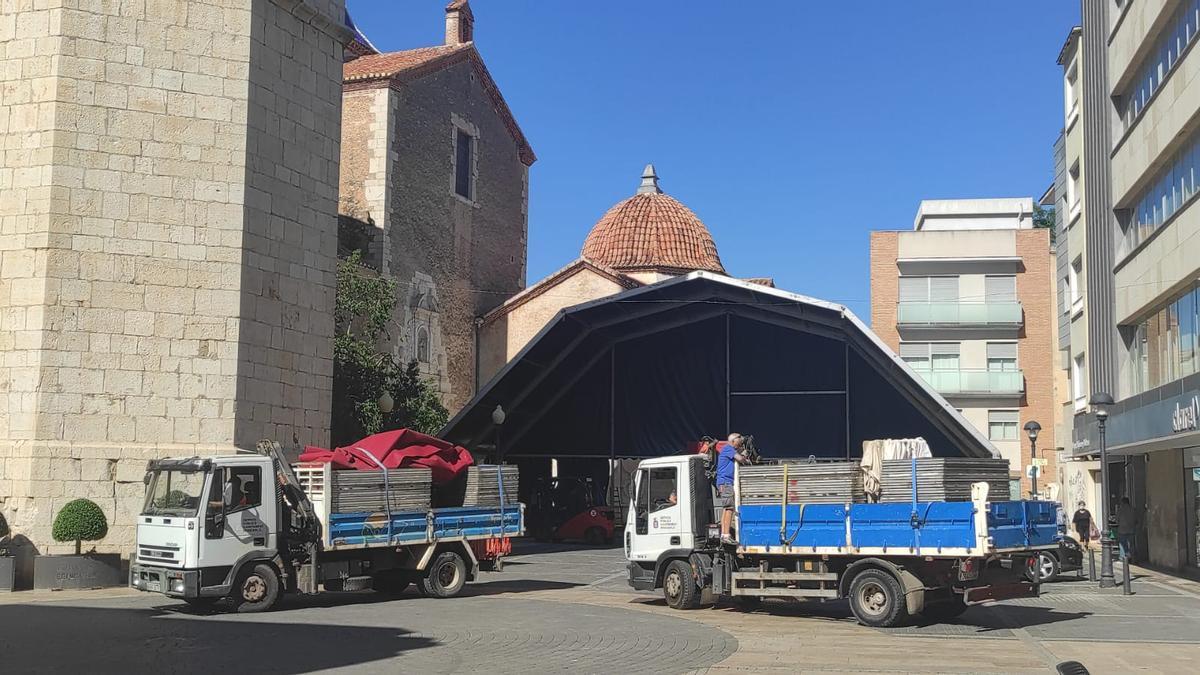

left=443, top=271, right=997, bottom=459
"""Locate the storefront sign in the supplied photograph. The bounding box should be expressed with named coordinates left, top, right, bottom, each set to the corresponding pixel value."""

left=1171, top=396, right=1200, bottom=433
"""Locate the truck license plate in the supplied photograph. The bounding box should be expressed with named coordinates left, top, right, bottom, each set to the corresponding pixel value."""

left=146, top=579, right=161, bottom=592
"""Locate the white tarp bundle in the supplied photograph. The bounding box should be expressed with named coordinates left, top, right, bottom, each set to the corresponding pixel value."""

left=859, top=438, right=932, bottom=502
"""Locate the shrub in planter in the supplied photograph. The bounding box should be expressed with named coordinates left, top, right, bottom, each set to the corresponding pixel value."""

left=52, top=499, right=108, bottom=555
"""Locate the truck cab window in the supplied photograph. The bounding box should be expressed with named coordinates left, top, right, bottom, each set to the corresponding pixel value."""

left=649, top=467, right=678, bottom=513
left=223, top=467, right=262, bottom=513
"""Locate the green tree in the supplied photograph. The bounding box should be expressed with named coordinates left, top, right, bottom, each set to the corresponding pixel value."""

left=1033, top=203, right=1056, bottom=244
left=52, top=499, right=108, bottom=555
left=332, top=251, right=449, bottom=445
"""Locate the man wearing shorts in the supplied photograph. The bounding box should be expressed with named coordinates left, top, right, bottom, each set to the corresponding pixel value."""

left=717, top=433, right=749, bottom=544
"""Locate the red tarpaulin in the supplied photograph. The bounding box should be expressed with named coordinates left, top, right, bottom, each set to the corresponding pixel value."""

left=299, top=428, right=474, bottom=485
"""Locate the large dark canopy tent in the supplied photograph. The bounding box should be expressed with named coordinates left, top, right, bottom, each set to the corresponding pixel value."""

left=443, top=273, right=995, bottom=465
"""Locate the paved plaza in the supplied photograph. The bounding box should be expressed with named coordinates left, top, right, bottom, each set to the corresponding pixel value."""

left=1, top=543, right=1198, bottom=674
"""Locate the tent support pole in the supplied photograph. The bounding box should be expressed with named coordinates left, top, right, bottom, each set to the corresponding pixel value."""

left=845, top=341, right=851, bottom=459
left=725, top=312, right=731, bottom=436
left=610, top=346, right=616, bottom=462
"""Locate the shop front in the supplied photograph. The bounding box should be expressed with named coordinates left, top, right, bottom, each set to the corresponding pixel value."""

left=1101, top=384, right=1200, bottom=576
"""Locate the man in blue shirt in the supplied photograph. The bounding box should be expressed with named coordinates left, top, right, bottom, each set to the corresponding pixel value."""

left=717, top=433, right=749, bottom=544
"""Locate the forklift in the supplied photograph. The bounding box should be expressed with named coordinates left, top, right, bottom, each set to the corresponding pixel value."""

left=528, top=477, right=614, bottom=545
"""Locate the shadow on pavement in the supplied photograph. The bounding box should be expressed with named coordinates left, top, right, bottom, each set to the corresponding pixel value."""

left=459, top=579, right=583, bottom=597
left=0, top=603, right=436, bottom=674
left=510, top=540, right=622, bottom=555
left=628, top=595, right=1092, bottom=632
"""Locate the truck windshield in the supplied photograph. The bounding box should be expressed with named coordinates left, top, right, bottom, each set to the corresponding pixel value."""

left=143, top=470, right=207, bottom=517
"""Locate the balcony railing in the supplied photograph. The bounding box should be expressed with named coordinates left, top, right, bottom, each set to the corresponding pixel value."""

left=897, top=301, right=1023, bottom=328
left=910, top=368, right=1025, bottom=396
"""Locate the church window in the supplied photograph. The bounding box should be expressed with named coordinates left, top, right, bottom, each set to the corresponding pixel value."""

left=417, top=326, right=430, bottom=363
left=455, top=128, right=474, bottom=200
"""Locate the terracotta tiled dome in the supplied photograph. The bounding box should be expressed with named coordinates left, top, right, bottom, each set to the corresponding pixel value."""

left=581, top=165, right=725, bottom=275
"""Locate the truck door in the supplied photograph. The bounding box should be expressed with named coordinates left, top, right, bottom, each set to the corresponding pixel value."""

left=628, top=464, right=683, bottom=563
left=199, top=461, right=277, bottom=568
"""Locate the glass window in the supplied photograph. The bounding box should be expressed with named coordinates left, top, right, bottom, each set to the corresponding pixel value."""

left=929, top=276, right=960, bottom=302
left=988, top=410, right=1019, bottom=441
left=1180, top=290, right=1197, bottom=377
left=987, top=342, right=1018, bottom=371
left=454, top=128, right=473, bottom=199
left=898, top=276, right=929, bottom=303
left=143, top=469, right=207, bottom=517
left=223, top=466, right=262, bottom=512
left=648, top=467, right=677, bottom=513
left=1072, top=355, right=1086, bottom=407
left=985, top=276, right=1017, bottom=303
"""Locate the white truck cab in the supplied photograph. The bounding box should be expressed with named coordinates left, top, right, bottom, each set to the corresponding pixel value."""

left=132, top=455, right=280, bottom=603
left=625, top=455, right=714, bottom=566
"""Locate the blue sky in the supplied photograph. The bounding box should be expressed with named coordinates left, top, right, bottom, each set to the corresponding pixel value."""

left=347, top=1, right=1081, bottom=319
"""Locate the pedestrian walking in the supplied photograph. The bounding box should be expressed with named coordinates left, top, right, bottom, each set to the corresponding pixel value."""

left=1071, top=502, right=1094, bottom=547
left=1116, top=497, right=1138, bottom=562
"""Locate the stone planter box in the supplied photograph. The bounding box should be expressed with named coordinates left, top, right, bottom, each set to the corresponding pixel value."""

left=33, top=553, right=122, bottom=590
left=0, top=556, right=13, bottom=592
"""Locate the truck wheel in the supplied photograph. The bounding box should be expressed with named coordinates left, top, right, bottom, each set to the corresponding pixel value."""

left=848, top=568, right=908, bottom=628
left=232, top=563, right=280, bottom=613
left=420, top=551, right=467, bottom=598
left=733, top=595, right=762, bottom=611
left=372, top=571, right=412, bottom=596
left=663, top=560, right=700, bottom=610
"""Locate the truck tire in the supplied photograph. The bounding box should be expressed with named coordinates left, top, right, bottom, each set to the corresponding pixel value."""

left=232, top=563, right=281, bottom=613
left=663, top=559, right=700, bottom=610
left=848, top=568, right=908, bottom=628
left=420, top=551, right=467, bottom=598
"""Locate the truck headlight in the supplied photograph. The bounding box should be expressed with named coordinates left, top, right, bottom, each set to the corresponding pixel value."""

left=171, top=579, right=185, bottom=593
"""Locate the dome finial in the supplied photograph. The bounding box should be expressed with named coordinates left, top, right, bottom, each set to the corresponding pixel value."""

left=637, top=163, right=662, bottom=195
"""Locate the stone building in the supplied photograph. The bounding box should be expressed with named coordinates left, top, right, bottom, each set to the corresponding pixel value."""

left=338, top=0, right=535, bottom=414
left=870, top=199, right=1057, bottom=499
left=478, top=164, right=755, bottom=382
left=0, top=0, right=351, bottom=552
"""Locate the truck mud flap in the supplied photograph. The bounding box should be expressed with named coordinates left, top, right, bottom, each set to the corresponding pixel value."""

left=963, top=581, right=1037, bottom=605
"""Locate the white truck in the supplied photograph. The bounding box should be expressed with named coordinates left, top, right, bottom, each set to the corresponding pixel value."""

left=130, top=441, right=522, bottom=612
left=625, top=455, right=1055, bottom=627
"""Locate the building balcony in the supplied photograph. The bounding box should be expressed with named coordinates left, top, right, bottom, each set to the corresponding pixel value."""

left=896, top=301, right=1023, bottom=329
left=910, top=368, right=1025, bottom=397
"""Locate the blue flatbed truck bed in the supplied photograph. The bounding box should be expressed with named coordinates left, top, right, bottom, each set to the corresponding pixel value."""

left=625, top=455, right=1055, bottom=627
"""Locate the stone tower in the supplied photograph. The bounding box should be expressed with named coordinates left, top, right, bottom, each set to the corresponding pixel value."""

left=0, top=0, right=351, bottom=552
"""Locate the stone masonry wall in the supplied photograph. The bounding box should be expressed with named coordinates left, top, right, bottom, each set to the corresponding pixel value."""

left=0, top=0, right=346, bottom=554
left=388, top=60, right=528, bottom=414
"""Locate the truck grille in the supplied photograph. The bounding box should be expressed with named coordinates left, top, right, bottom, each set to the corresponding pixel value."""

left=137, top=543, right=181, bottom=567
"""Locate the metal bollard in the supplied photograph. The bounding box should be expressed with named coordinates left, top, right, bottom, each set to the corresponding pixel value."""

left=1123, top=556, right=1132, bottom=595
left=1088, top=548, right=1096, bottom=581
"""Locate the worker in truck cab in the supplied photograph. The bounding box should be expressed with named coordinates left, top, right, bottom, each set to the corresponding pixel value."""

left=717, top=433, right=750, bottom=544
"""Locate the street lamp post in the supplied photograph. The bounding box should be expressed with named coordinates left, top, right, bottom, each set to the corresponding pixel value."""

left=1024, top=420, right=1041, bottom=499
left=491, top=405, right=506, bottom=464
left=1090, top=392, right=1116, bottom=589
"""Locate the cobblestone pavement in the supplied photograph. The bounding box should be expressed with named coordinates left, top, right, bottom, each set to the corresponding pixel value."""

left=2, top=544, right=1199, bottom=674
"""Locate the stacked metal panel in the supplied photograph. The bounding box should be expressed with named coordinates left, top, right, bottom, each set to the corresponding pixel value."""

left=738, top=462, right=865, bottom=505
left=462, top=465, right=520, bottom=507
left=329, top=468, right=432, bottom=514
left=879, top=458, right=1010, bottom=502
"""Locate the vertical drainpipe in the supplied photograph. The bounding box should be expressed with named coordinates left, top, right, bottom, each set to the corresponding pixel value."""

left=473, top=316, right=483, bottom=397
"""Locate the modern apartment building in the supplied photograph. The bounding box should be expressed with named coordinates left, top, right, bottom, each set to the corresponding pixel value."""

left=871, top=199, right=1057, bottom=499
left=1052, top=27, right=1104, bottom=523
left=1064, top=0, right=1200, bottom=575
